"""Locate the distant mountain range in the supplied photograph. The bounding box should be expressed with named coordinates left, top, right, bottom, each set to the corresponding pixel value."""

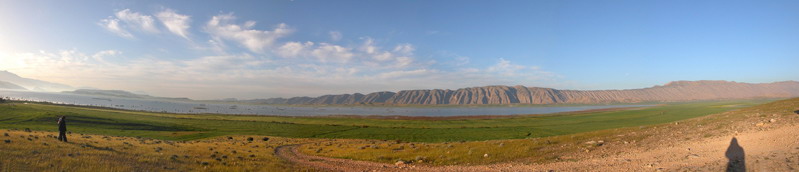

left=63, top=89, right=191, bottom=101
left=0, top=71, right=72, bottom=91
left=256, top=80, right=799, bottom=105
left=0, top=81, right=26, bottom=90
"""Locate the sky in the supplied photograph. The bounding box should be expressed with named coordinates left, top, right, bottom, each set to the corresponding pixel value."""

left=0, top=0, right=798, bottom=99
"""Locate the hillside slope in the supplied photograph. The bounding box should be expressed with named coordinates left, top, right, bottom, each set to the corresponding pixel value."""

left=0, top=81, right=26, bottom=90
left=0, top=71, right=72, bottom=91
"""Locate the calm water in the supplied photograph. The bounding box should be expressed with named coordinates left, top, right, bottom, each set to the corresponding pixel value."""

left=0, top=90, right=652, bottom=117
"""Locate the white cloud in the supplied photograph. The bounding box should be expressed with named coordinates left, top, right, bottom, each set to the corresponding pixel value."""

left=156, top=8, right=191, bottom=39
left=394, top=56, right=414, bottom=68
left=276, top=41, right=313, bottom=58
left=115, top=9, right=159, bottom=33
left=393, top=44, right=414, bottom=55
left=91, top=50, right=121, bottom=63
left=205, top=13, right=293, bottom=53
left=377, top=69, right=430, bottom=79
left=329, top=31, right=342, bottom=41
left=99, top=18, right=134, bottom=38
left=311, top=43, right=353, bottom=63
left=488, top=58, right=527, bottom=76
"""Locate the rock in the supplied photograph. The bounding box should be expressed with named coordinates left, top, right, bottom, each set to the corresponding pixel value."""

left=247, top=137, right=254, bottom=142
left=262, top=137, right=269, bottom=141
left=483, top=154, right=489, bottom=158
left=769, top=119, right=777, bottom=123
left=395, top=160, right=406, bottom=166
left=756, top=122, right=766, bottom=127
left=585, top=141, right=597, bottom=145
left=3, top=140, right=10, bottom=143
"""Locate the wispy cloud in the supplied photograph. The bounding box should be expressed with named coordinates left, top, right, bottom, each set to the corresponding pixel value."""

left=329, top=31, right=342, bottom=41
left=156, top=8, right=191, bottom=39
left=115, top=9, right=159, bottom=33
left=205, top=13, right=293, bottom=53
left=99, top=18, right=134, bottom=38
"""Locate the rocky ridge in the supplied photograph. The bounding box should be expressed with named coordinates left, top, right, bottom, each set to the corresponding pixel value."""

left=261, top=80, right=799, bottom=105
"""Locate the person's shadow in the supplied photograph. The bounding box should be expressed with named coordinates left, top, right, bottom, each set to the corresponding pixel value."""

left=725, top=137, right=746, bottom=172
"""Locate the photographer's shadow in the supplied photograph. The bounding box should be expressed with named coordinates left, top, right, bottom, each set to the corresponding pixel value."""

left=725, top=137, right=746, bottom=172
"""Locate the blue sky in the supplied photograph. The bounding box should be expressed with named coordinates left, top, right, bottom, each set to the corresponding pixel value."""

left=0, top=0, right=797, bottom=99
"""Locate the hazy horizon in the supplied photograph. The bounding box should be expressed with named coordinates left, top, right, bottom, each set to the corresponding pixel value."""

left=2, top=0, right=798, bottom=99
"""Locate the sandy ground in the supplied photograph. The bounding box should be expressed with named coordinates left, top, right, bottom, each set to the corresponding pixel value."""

left=276, top=123, right=799, bottom=171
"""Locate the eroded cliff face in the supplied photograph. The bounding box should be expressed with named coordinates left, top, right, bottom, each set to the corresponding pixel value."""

left=262, top=80, right=799, bottom=105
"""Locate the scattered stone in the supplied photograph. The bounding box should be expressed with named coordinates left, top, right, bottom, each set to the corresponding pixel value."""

left=769, top=119, right=777, bottom=123
left=262, top=137, right=269, bottom=141
left=247, top=137, right=254, bottom=142
left=483, top=154, right=489, bottom=158
left=200, top=161, right=210, bottom=165
left=227, top=136, right=233, bottom=140
left=585, top=141, right=597, bottom=145
left=395, top=160, right=406, bottom=166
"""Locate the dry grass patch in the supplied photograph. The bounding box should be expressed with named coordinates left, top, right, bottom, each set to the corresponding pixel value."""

left=0, top=129, right=317, bottom=171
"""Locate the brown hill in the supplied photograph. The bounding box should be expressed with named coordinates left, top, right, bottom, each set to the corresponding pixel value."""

left=261, top=80, right=799, bottom=105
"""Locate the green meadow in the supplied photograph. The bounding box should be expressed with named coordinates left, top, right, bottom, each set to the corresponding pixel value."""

left=0, top=99, right=775, bottom=142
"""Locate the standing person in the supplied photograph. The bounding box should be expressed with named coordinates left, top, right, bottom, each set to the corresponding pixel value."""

left=57, top=116, right=67, bottom=142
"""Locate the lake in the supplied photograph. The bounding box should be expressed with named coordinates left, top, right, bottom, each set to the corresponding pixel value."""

left=0, top=90, right=652, bottom=117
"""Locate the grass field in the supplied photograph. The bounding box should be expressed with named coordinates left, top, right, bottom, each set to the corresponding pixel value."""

left=0, top=129, right=314, bottom=171
left=0, top=99, right=775, bottom=142
left=302, top=98, right=799, bottom=165
left=1, top=98, right=796, bottom=170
